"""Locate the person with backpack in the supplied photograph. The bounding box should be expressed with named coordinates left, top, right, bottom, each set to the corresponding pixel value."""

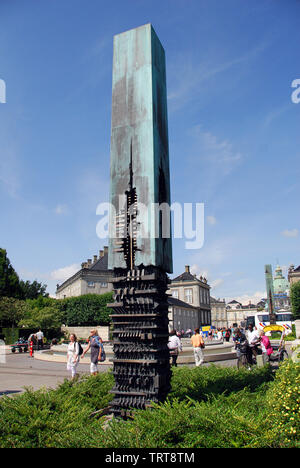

left=82, top=329, right=103, bottom=375
left=67, top=334, right=81, bottom=379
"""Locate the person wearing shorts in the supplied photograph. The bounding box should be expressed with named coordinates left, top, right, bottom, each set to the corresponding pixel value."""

left=82, top=329, right=103, bottom=375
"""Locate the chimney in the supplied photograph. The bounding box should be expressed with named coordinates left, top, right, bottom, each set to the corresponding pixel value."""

left=93, top=255, right=98, bottom=263
left=185, top=265, right=190, bottom=273
left=87, top=259, right=92, bottom=268
left=104, top=246, right=108, bottom=256
left=99, top=250, right=104, bottom=258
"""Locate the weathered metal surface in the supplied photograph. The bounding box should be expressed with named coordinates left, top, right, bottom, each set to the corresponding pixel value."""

left=107, top=24, right=172, bottom=419
left=108, top=24, right=173, bottom=274
left=109, top=266, right=171, bottom=418
left=265, top=264, right=276, bottom=324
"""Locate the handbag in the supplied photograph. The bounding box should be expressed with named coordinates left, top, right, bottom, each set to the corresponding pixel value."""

left=99, top=343, right=106, bottom=362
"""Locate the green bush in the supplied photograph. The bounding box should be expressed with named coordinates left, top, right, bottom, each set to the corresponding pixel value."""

left=0, top=372, right=114, bottom=448
left=0, top=362, right=298, bottom=448
left=101, top=390, right=269, bottom=448
left=61, top=293, right=113, bottom=326
left=169, top=364, right=274, bottom=402
left=263, top=360, right=300, bottom=447
left=1, top=327, right=19, bottom=345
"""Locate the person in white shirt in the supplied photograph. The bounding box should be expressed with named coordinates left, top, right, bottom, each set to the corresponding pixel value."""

left=246, top=324, right=260, bottom=364
left=67, top=334, right=80, bottom=379
left=168, top=330, right=182, bottom=367
left=36, top=329, right=44, bottom=350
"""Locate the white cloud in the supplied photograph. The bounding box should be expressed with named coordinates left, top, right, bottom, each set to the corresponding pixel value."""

left=226, top=291, right=267, bottom=306
left=50, top=263, right=80, bottom=282
left=211, top=278, right=224, bottom=289
left=190, top=264, right=209, bottom=278
left=55, top=204, right=69, bottom=215
left=263, top=104, right=290, bottom=128
left=207, top=215, right=217, bottom=225
left=281, top=229, right=299, bottom=238
left=189, top=125, right=242, bottom=175
left=167, top=39, right=271, bottom=112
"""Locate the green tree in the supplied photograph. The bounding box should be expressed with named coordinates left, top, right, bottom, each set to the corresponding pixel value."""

left=62, top=293, right=113, bottom=326
left=0, top=297, right=26, bottom=327
left=19, top=280, right=48, bottom=300
left=19, top=305, right=63, bottom=329
left=290, top=282, right=300, bottom=320
left=0, top=248, right=22, bottom=298
left=19, top=296, right=63, bottom=329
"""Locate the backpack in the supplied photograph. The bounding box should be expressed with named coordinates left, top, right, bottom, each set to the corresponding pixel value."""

left=99, top=343, right=106, bottom=362
left=77, top=342, right=83, bottom=356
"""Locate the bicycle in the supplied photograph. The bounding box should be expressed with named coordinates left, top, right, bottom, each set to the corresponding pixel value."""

left=236, top=343, right=251, bottom=370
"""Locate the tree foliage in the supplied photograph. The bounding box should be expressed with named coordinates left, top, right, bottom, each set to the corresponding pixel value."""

left=61, top=293, right=113, bottom=326
left=0, top=297, right=26, bottom=327
left=290, top=282, right=300, bottom=320
left=0, top=248, right=48, bottom=300
left=19, top=280, right=48, bottom=300
left=19, top=297, right=63, bottom=329
left=15, top=293, right=113, bottom=329
left=0, top=248, right=22, bottom=298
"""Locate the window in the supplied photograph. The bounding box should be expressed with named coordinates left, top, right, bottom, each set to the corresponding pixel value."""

left=87, top=281, right=95, bottom=288
left=172, top=290, right=179, bottom=299
left=184, top=288, right=193, bottom=304
left=100, top=282, right=108, bottom=288
left=276, top=313, right=292, bottom=322
left=258, top=314, right=269, bottom=322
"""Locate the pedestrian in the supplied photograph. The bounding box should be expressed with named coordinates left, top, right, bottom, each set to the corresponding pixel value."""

left=217, top=329, right=223, bottom=342
left=67, top=334, right=80, bottom=380
left=168, top=330, right=182, bottom=367
left=28, top=333, right=37, bottom=357
left=246, top=324, right=260, bottom=364
left=191, top=328, right=205, bottom=366
left=225, top=328, right=231, bottom=342
left=82, top=329, right=103, bottom=375
left=259, top=330, right=273, bottom=361
left=36, top=329, right=44, bottom=350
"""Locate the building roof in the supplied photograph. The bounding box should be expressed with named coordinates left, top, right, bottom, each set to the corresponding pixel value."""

left=172, top=271, right=198, bottom=282
left=171, top=265, right=209, bottom=286
left=167, top=296, right=198, bottom=310
left=210, top=296, right=225, bottom=304
left=89, top=253, right=109, bottom=271
left=56, top=252, right=110, bottom=292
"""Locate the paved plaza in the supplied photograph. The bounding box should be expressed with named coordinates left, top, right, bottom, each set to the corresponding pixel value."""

left=0, top=353, right=109, bottom=396
left=0, top=350, right=238, bottom=397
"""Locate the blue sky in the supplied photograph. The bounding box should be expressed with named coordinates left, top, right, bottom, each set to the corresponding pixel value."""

left=0, top=0, right=299, bottom=301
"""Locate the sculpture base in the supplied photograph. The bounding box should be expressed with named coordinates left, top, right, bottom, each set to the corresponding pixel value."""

left=108, top=266, right=171, bottom=419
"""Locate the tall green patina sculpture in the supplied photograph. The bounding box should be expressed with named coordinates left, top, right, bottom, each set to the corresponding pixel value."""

left=108, top=24, right=173, bottom=418
left=265, top=264, right=276, bottom=324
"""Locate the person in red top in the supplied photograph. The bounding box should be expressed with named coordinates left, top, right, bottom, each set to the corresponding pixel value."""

left=259, top=330, right=273, bottom=361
